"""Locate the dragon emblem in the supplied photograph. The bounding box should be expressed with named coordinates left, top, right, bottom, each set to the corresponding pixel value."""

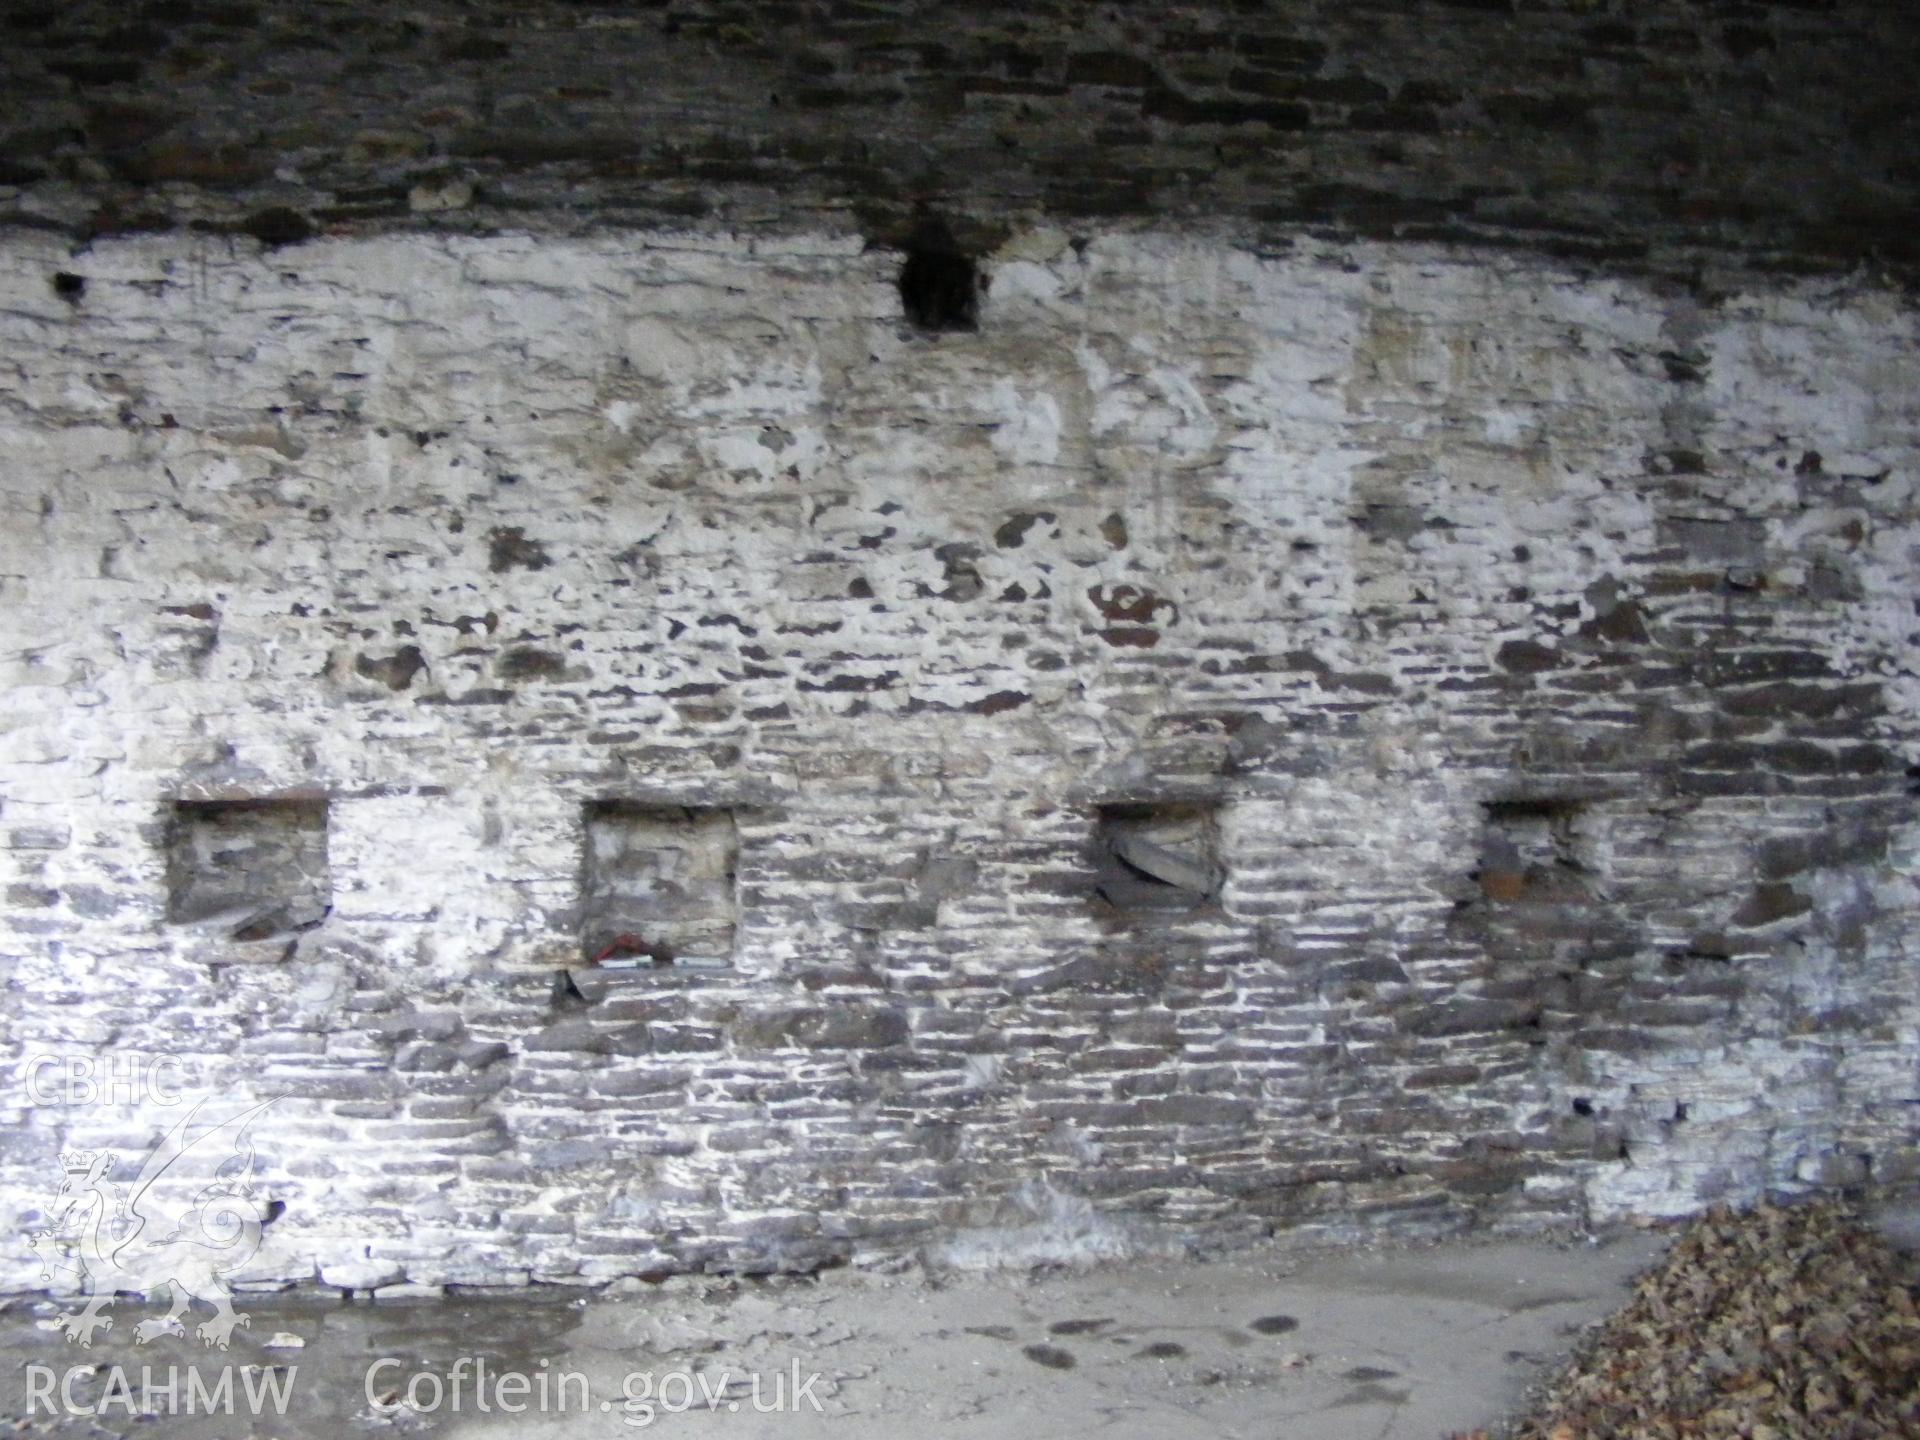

left=31, top=1097, right=280, bottom=1350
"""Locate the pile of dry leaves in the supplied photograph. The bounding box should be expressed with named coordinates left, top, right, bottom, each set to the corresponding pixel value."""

left=1493, top=1199, right=1920, bottom=1439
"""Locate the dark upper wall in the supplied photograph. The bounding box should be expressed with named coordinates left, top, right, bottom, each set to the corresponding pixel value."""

left=2, top=0, right=1918, bottom=274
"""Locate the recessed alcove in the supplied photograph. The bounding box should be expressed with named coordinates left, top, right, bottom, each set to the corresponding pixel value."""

left=1092, top=801, right=1224, bottom=915
left=164, top=797, right=331, bottom=940
left=1474, top=798, right=1595, bottom=904
left=581, top=803, right=739, bottom=968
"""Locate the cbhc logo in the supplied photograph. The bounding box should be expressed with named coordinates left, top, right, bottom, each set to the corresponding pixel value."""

left=24, top=1056, right=184, bottom=1106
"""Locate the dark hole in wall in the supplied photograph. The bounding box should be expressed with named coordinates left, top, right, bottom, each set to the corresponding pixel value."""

left=237, top=206, right=314, bottom=249
left=51, top=272, right=85, bottom=302
left=898, top=218, right=981, bottom=332
left=164, top=797, right=330, bottom=940
left=551, top=968, right=591, bottom=1009
left=581, top=802, right=738, bottom=967
left=1094, top=801, right=1223, bottom=915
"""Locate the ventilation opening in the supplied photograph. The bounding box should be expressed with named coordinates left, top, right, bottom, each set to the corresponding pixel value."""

left=899, top=218, right=981, bottom=332
left=582, top=803, right=738, bottom=968
left=164, top=798, right=330, bottom=941
left=1094, top=802, right=1223, bottom=915
left=1474, top=797, right=1593, bottom=903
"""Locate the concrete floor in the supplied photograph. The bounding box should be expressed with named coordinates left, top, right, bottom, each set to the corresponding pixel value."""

left=2, top=1228, right=1678, bottom=1439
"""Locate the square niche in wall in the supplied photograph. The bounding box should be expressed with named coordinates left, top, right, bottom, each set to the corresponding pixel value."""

left=582, top=803, right=738, bottom=968
left=1094, top=801, right=1224, bottom=916
left=1475, top=798, right=1594, bottom=903
left=164, top=798, right=330, bottom=940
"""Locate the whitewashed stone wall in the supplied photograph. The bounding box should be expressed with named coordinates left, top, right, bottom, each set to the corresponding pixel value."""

left=0, top=228, right=1914, bottom=1290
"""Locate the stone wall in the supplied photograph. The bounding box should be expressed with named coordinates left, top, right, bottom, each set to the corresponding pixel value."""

left=0, top=224, right=1914, bottom=1290
left=3, top=1, right=1919, bottom=275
